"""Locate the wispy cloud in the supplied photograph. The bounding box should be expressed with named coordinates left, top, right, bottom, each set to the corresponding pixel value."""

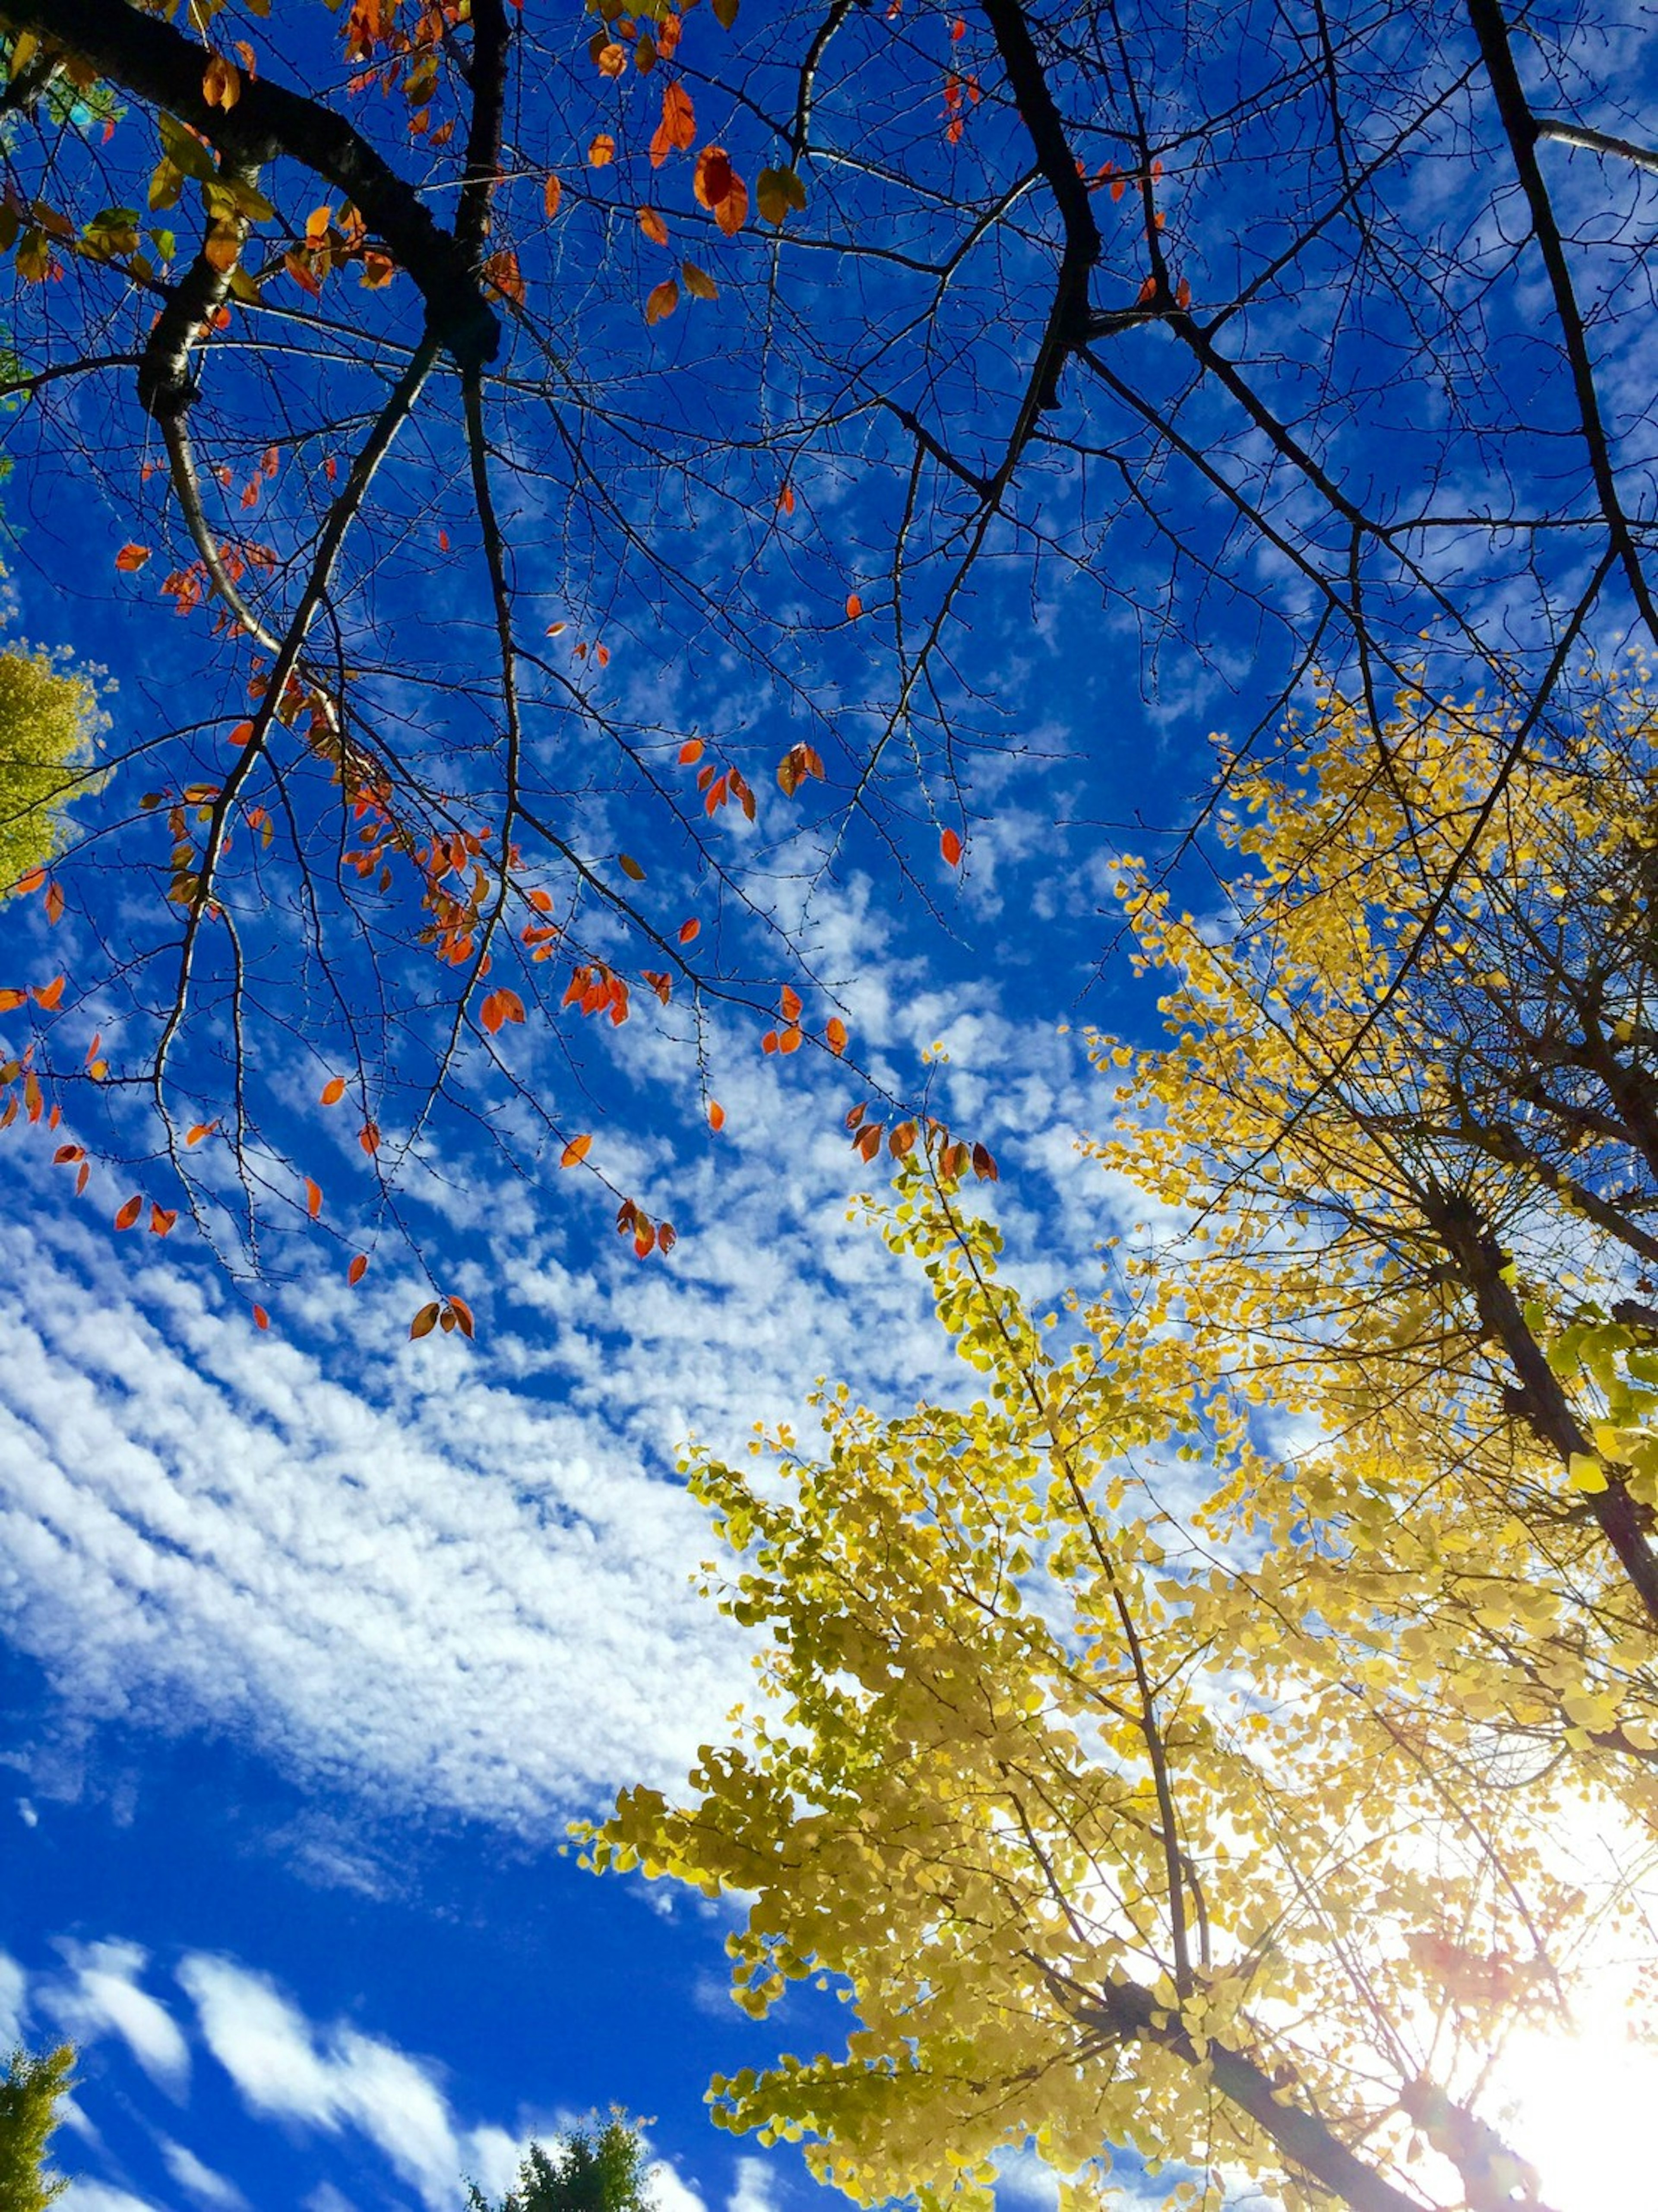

left=177, top=1953, right=461, bottom=2212
left=43, top=1942, right=190, bottom=2099
left=726, top=2155, right=779, bottom=2212
left=62, top=2187, right=166, bottom=2212
left=156, top=2139, right=249, bottom=2212
left=0, top=1949, right=25, bottom=2050
left=0, top=884, right=1119, bottom=1839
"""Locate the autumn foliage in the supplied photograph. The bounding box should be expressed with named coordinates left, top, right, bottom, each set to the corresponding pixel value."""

left=589, top=680, right=1658, bottom=2212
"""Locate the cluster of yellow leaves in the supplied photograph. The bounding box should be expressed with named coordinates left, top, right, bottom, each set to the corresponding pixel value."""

left=585, top=677, right=1658, bottom=2212
left=0, top=643, right=107, bottom=900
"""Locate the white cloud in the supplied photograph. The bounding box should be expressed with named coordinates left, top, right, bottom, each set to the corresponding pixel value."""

left=177, top=1954, right=460, bottom=2212
left=991, top=2147, right=1059, bottom=2209
left=62, top=2188, right=168, bottom=2212
left=0, top=889, right=1117, bottom=1836
left=43, top=1943, right=190, bottom=2098
left=646, top=2160, right=709, bottom=2212
left=156, top=2139, right=249, bottom=2212
left=0, top=1949, right=25, bottom=2050
left=725, top=2155, right=779, bottom=2212
left=461, top=2124, right=533, bottom=2203
left=302, top=2188, right=359, bottom=2212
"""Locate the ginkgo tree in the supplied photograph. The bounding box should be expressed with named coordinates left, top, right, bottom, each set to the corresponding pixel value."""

left=585, top=674, right=1658, bottom=2212
left=585, top=1160, right=1587, bottom=2212
left=1, top=0, right=1657, bottom=1315
left=1073, top=670, right=1658, bottom=1738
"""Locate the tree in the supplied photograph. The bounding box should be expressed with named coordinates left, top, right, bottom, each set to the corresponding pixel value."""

left=585, top=678, right=1658, bottom=2212
left=3, top=0, right=1658, bottom=1300
left=0, top=640, right=105, bottom=898
left=467, top=2116, right=658, bottom=2212
left=0, top=2043, right=74, bottom=2212
left=1079, top=673, right=1658, bottom=1740
left=584, top=1168, right=1576, bottom=2212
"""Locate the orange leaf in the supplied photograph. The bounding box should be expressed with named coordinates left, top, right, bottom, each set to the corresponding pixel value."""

left=45, top=881, right=64, bottom=925
left=202, top=53, right=240, bottom=109
left=695, top=146, right=735, bottom=210
left=679, top=738, right=704, bottom=765
left=713, top=175, right=747, bottom=237
left=321, top=1075, right=347, bottom=1105
left=114, top=1194, right=142, bottom=1231
left=678, top=918, right=700, bottom=944
left=971, top=1141, right=998, bottom=1181
left=252, top=1304, right=270, bottom=1331
left=481, top=988, right=526, bottom=1034
left=778, top=482, right=796, bottom=515
left=32, top=975, right=65, bottom=1011
left=658, top=1221, right=677, bottom=1255
left=780, top=984, right=803, bottom=1023
left=778, top=1025, right=802, bottom=1054
left=359, top=1121, right=380, bottom=1155
left=589, top=133, right=617, bottom=167
left=53, top=1143, right=84, bottom=1164
left=149, top=1204, right=177, bottom=1236
left=855, top=1122, right=883, bottom=1162
left=645, top=277, right=679, bottom=325
left=348, top=1252, right=368, bottom=1286
left=561, top=1132, right=593, bottom=1168
left=890, top=1120, right=916, bottom=1157
left=651, top=80, right=696, bottom=167
left=639, top=206, right=669, bottom=244
left=761, top=1030, right=779, bottom=1055
left=76, top=1160, right=89, bottom=1194
left=845, top=593, right=863, bottom=620
left=826, top=1016, right=848, bottom=1056
left=305, top=1176, right=323, bottom=1220
left=447, top=1294, right=475, bottom=1339
left=0, top=988, right=24, bottom=1012
left=544, top=174, right=563, bottom=219
left=940, top=827, right=964, bottom=867
left=15, top=867, right=44, bottom=895
left=185, top=1121, right=218, bottom=1146
left=115, top=543, right=151, bottom=573
left=410, top=1300, right=440, bottom=1339
left=709, top=1100, right=725, bottom=1131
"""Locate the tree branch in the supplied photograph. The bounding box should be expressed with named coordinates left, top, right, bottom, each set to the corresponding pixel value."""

left=977, top=0, right=1101, bottom=411
left=0, top=0, right=499, bottom=369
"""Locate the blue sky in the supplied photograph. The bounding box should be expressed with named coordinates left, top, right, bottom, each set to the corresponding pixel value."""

left=8, top=0, right=1658, bottom=2205
left=0, top=874, right=1139, bottom=2212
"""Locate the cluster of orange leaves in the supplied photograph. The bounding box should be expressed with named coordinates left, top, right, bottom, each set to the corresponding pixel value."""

left=285, top=200, right=396, bottom=301
left=343, top=0, right=465, bottom=146
left=845, top=1099, right=997, bottom=1181
left=677, top=736, right=756, bottom=821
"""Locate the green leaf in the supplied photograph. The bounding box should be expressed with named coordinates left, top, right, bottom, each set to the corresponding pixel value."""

left=156, top=114, right=218, bottom=184
left=756, top=165, right=807, bottom=227
left=148, top=160, right=184, bottom=214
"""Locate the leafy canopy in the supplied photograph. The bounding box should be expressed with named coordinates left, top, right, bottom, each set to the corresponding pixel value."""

left=0, top=644, right=104, bottom=899
left=5, top=0, right=1658, bottom=1319
left=587, top=679, right=1658, bottom=2212
left=467, top=2116, right=657, bottom=2212
left=0, top=2044, right=74, bottom=2212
